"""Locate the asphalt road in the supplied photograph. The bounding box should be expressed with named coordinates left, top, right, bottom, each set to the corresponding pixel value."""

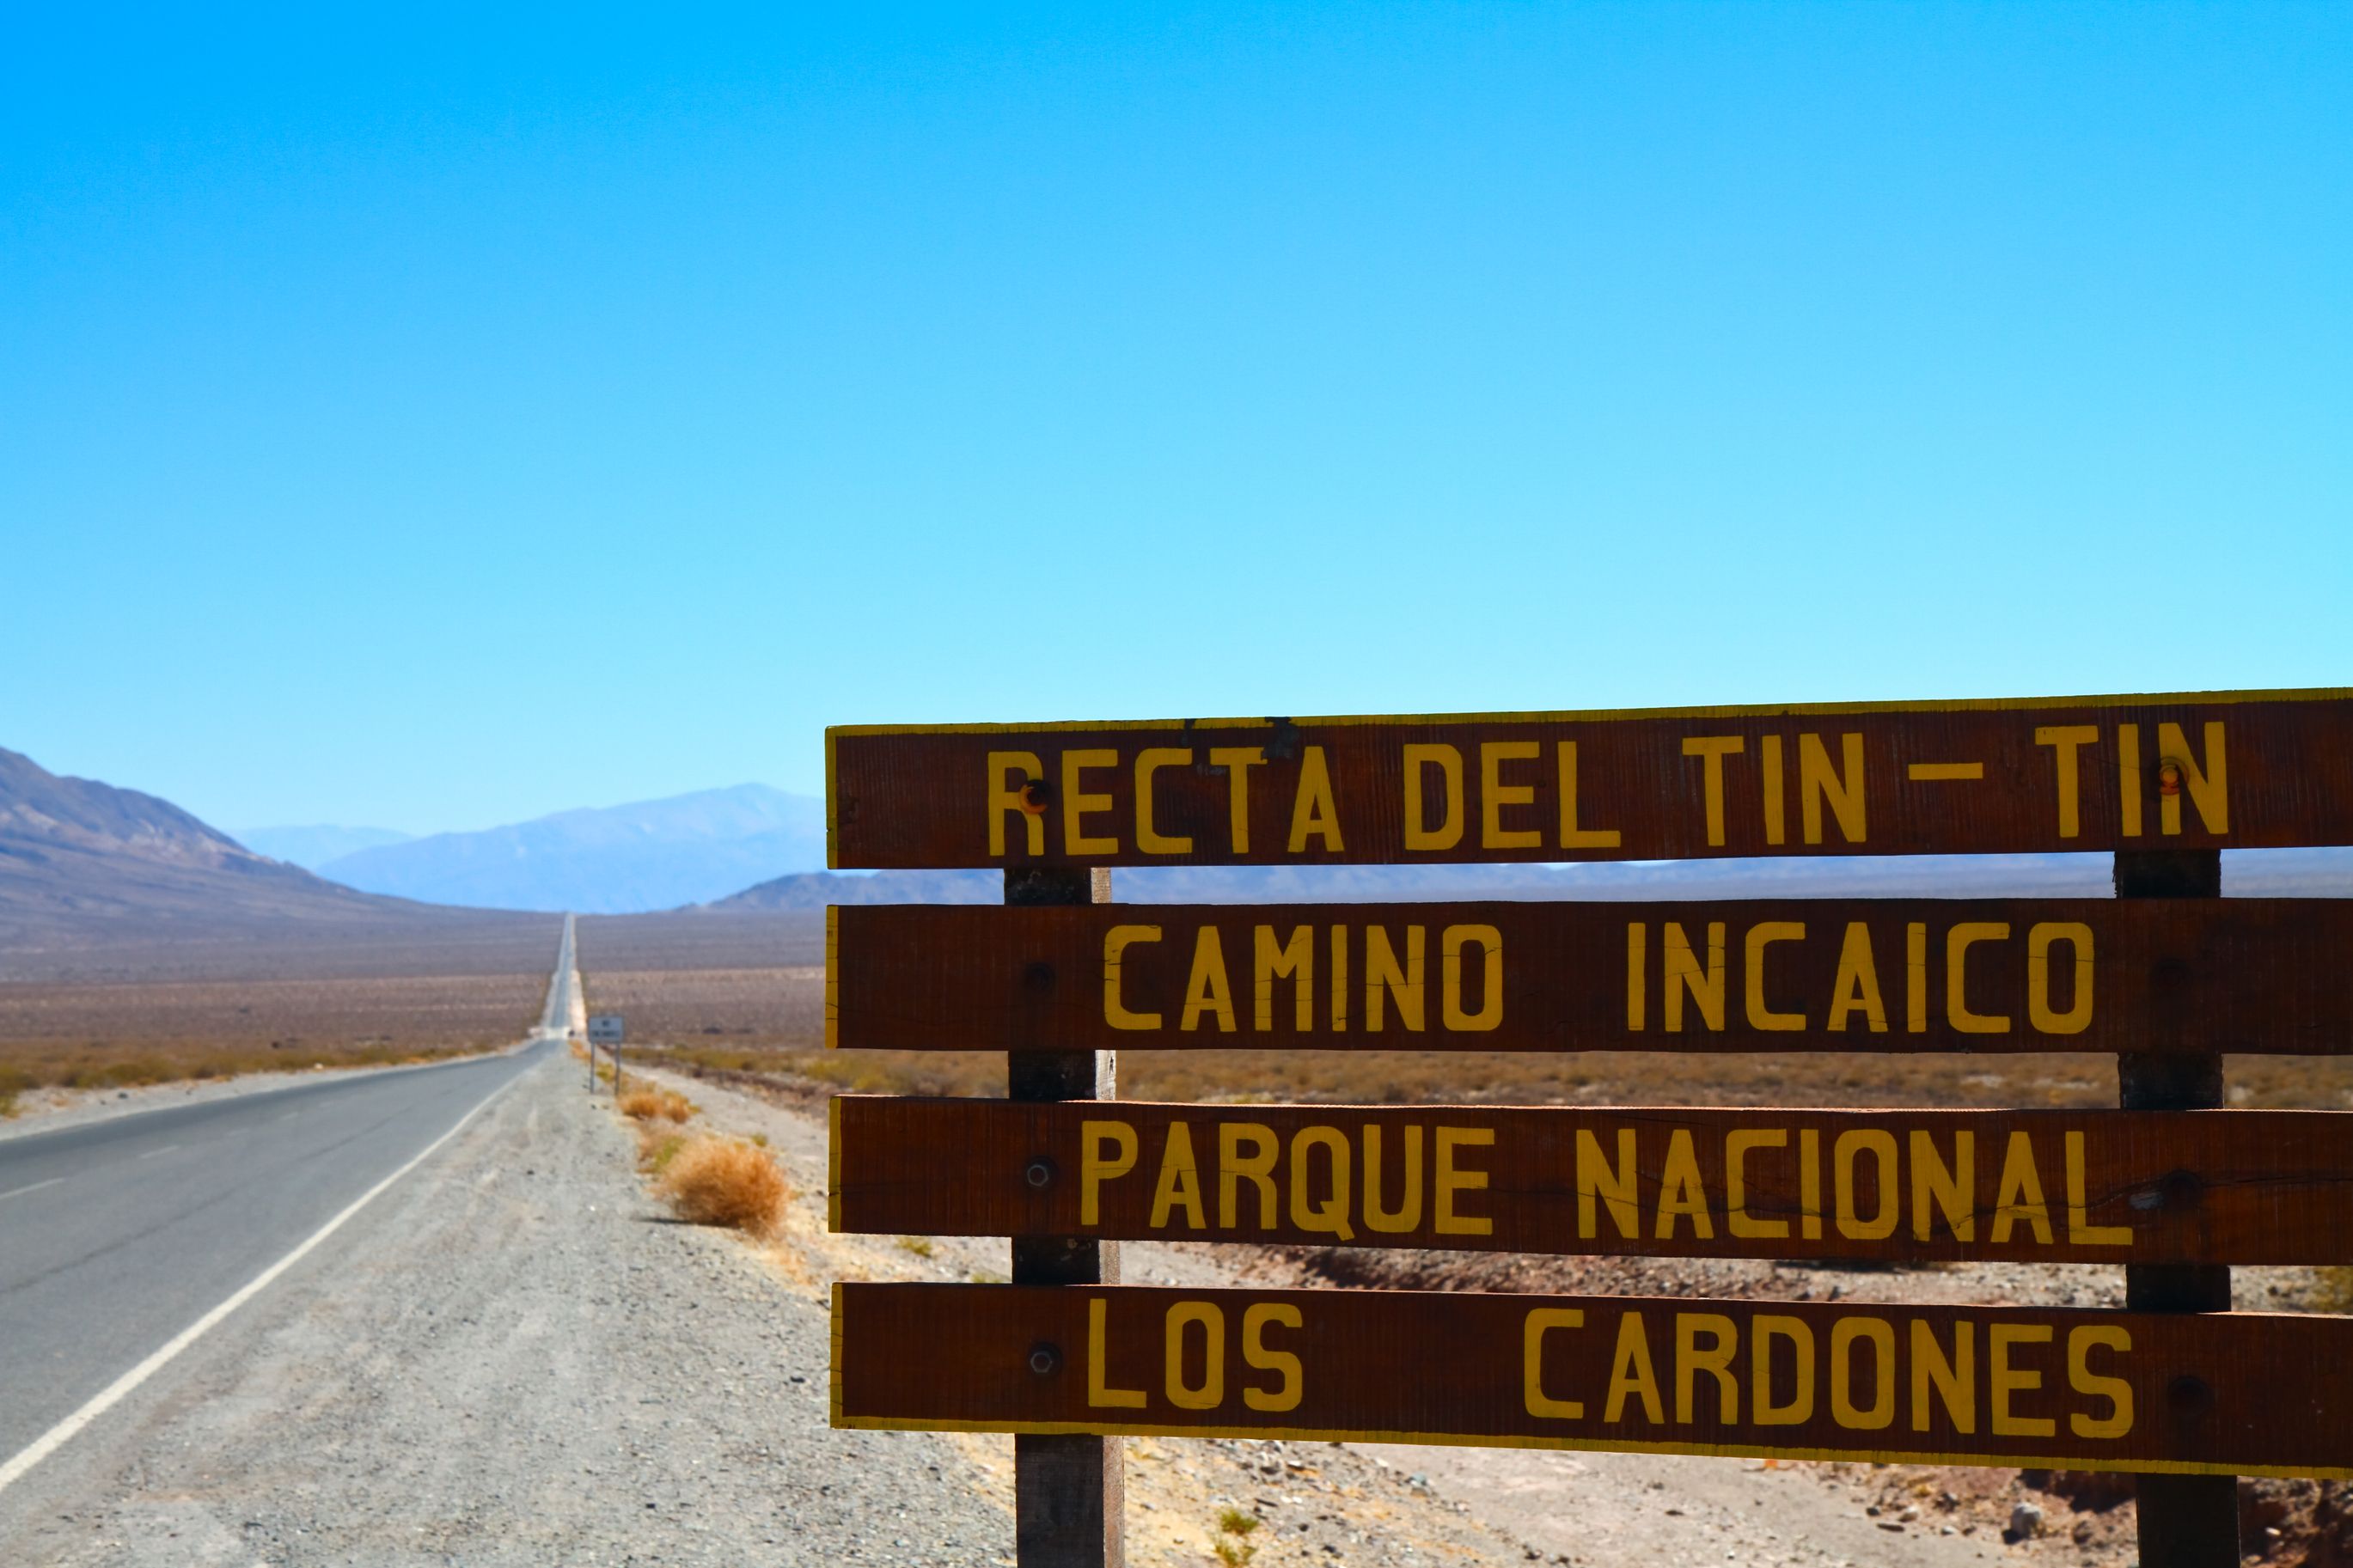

left=0, top=917, right=579, bottom=1482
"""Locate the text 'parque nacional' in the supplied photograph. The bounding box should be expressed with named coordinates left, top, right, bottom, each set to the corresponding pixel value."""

left=829, top=1099, right=2353, bottom=1266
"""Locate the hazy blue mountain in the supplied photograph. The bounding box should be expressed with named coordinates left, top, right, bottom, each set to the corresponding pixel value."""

left=0, top=746, right=437, bottom=944
left=316, top=784, right=825, bottom=913
left=707, top=849, right=2352, bottom=908
left=234, top=824, right=413, bottom=869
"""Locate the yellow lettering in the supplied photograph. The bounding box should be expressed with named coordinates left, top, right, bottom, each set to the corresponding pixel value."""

left=1243, top=1303, right=1304, bottom=1412
left=1626, top=923, right=1647, bottom=1031
left=1578, top=1127, right=1640, bottom=1241
left=2066, top=1131, right=2131, bottom=1246
left=1753, top=1315, right=1814, bottom=1426
left=1990, top=1324, right=2054, bottom=1437
left=1830, top=1318, right=1895, bottom=1431
left=1947, top=922, right=2012, bottom=1034
left=2158, top=721, right=2227, bottom=836
left=1088, top=1296, right=1146, bottom=1408
left=1524, top=1309, right=1586, bottom=1419
left=1362, top=1125, right=1423, bottom=1234
left=1150, top=1121, right=1206, bottom=1230
left=1905, top=922, right=1928, bottom=1033
left=1290, top=1126, right=1355, bottom=1240
left=1655, top=1129, right=1714, bottom=1239
left=2068, top=1325, right=2133, bottom=1439
left=1081, top=1120, right=1137, bottom=1225
left=1828, top=922, right=1887, bottom=1032
left=1403, top=743, right=1464, bottom=851
left=1910, top=1320, right=1975, bottom=1433
left=1675, top=1314, right=1739, bottom=1425
left=1219, top=1124, right=1279, bottom=1228
left=1287, top=745, right=1344, bottom=853
left=1481, top=741, right=1542, bottom=849
left=1761, top=734, right=1787, bottom=845
left=1329, top=924, right=1349, bottom=1033
left=1682, top=736, right=1745, bottom=847
left=1164, top=1301, right=1225, bottom=1411
left=1366, top=926, right=1426, bottom=1032
left=1556, top=741, right=1622, bottom=848
left=1800, top=1128, right=1824, bottom=1240
left=1604, top=1312, right=1664, bottom=1424
left=2035, top=725, right=2099, bottom=839
left=1061, top=748, right=1118, bottom=856
left=2027, top=922, right=2093, bottom=1034
left=1435, top=1126, right=1494, bottom=1235
left=2118, top=723, right=2143, bottom=837
left=1134, top=747, right=1195, bottom=855
left=1727, top=1129, right=1790, bottom=1239
left=1800, top=732, right=1867, bottom=845
left=1835, top=1131, right=1899, bottom=1241
left=988, top=750, right=1046, bottom=857
left=1209, top=746, right=1264, bottom=854
left=1104, top=925, right=1164, bottom=1030
left=1745, top=922, right=1806, bottom=1030
left=1253, top=924, right=1313, bottom=1031
left=1441, top=924, right=1504, bottom=1031
left=1181, top=927, right=1236, bottom=1033
left=1664, top=922, right=1727, bottom=1032
left=1990, top=1132, right=2054, bottom=1246
left=1911, top=1130, right=1976, bottom=1242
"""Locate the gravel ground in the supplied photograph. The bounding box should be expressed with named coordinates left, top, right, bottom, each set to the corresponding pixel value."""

left=634, top=1067, right=2071, bottom=1568
left=0, top=1049, right=1008, bottom=1566
left=3, top=1046, right=2299, bottom=1566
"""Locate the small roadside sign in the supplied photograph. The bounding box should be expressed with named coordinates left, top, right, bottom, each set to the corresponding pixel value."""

left=589, top=1014, right=625, bottom=1046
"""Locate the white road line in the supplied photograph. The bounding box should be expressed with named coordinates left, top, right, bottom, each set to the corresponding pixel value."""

left=0, top=1062, right=531, bottom=1499
left=0, top=1179, right=64, bottom=1204
left=135, top=1144, right=181, bottom=1161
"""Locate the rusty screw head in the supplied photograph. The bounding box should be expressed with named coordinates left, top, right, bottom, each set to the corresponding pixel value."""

left=2167, top=1375, right=2215, bottom=1415
left=1021, top=778, right=1054, bottom=814
left=1024, top=1158, right=1056, bottom=1190
left=2158, top=760, right=2183, bottom=797
left=1028, top=1343, right=1061, bottom=1376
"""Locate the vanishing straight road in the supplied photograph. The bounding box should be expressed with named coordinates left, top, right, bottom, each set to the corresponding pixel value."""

left=0, top=916, right=582, bottom=1490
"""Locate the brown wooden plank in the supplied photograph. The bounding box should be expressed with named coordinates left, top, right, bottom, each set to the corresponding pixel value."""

left=826, top=898, right=2353, bottom=1055
left=829, top=1098, right=2353, bottom=1266
left=825, top=689, right=2353, bottom=868
left=831, top=1283, right=2353, bottom=1480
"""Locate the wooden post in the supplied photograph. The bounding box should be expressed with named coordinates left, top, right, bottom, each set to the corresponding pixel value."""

left=1006, top=863, right=1122, bottom=1568
left=2116, top=846, right=2239, bottom=1568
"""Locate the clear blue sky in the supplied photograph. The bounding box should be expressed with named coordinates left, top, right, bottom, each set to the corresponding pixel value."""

left=4, top=3, right=2346, bottom=835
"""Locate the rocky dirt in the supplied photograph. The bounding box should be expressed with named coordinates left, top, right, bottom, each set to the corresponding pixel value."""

left=5, top=1041, right=2338, bottom=1566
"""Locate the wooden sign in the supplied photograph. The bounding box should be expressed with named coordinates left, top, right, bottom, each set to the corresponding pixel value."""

left=826, top=897, right=2353, bottom=1055
left=826, top=688, right=2353, bottom=869
left=829, top=1099, right=2353, bottom=1266
left=832, top=1283, right=2353, bottom=1480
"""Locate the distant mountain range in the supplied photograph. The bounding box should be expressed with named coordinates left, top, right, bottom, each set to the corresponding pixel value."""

left=311, top=784, right=825, bottom=914
left=708, top=848, right=2353, bottom=908
left=0, top=747, right=437, bottom=946
left=234, top=824, right=413, bottom=869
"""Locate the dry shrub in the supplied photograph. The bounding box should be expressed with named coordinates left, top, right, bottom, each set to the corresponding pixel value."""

left=638, top=1127, right=688, bottom=1175
left=657, top=1136, right=790, bottom=1235
left=619, top=1087, right=694, bottom=1122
